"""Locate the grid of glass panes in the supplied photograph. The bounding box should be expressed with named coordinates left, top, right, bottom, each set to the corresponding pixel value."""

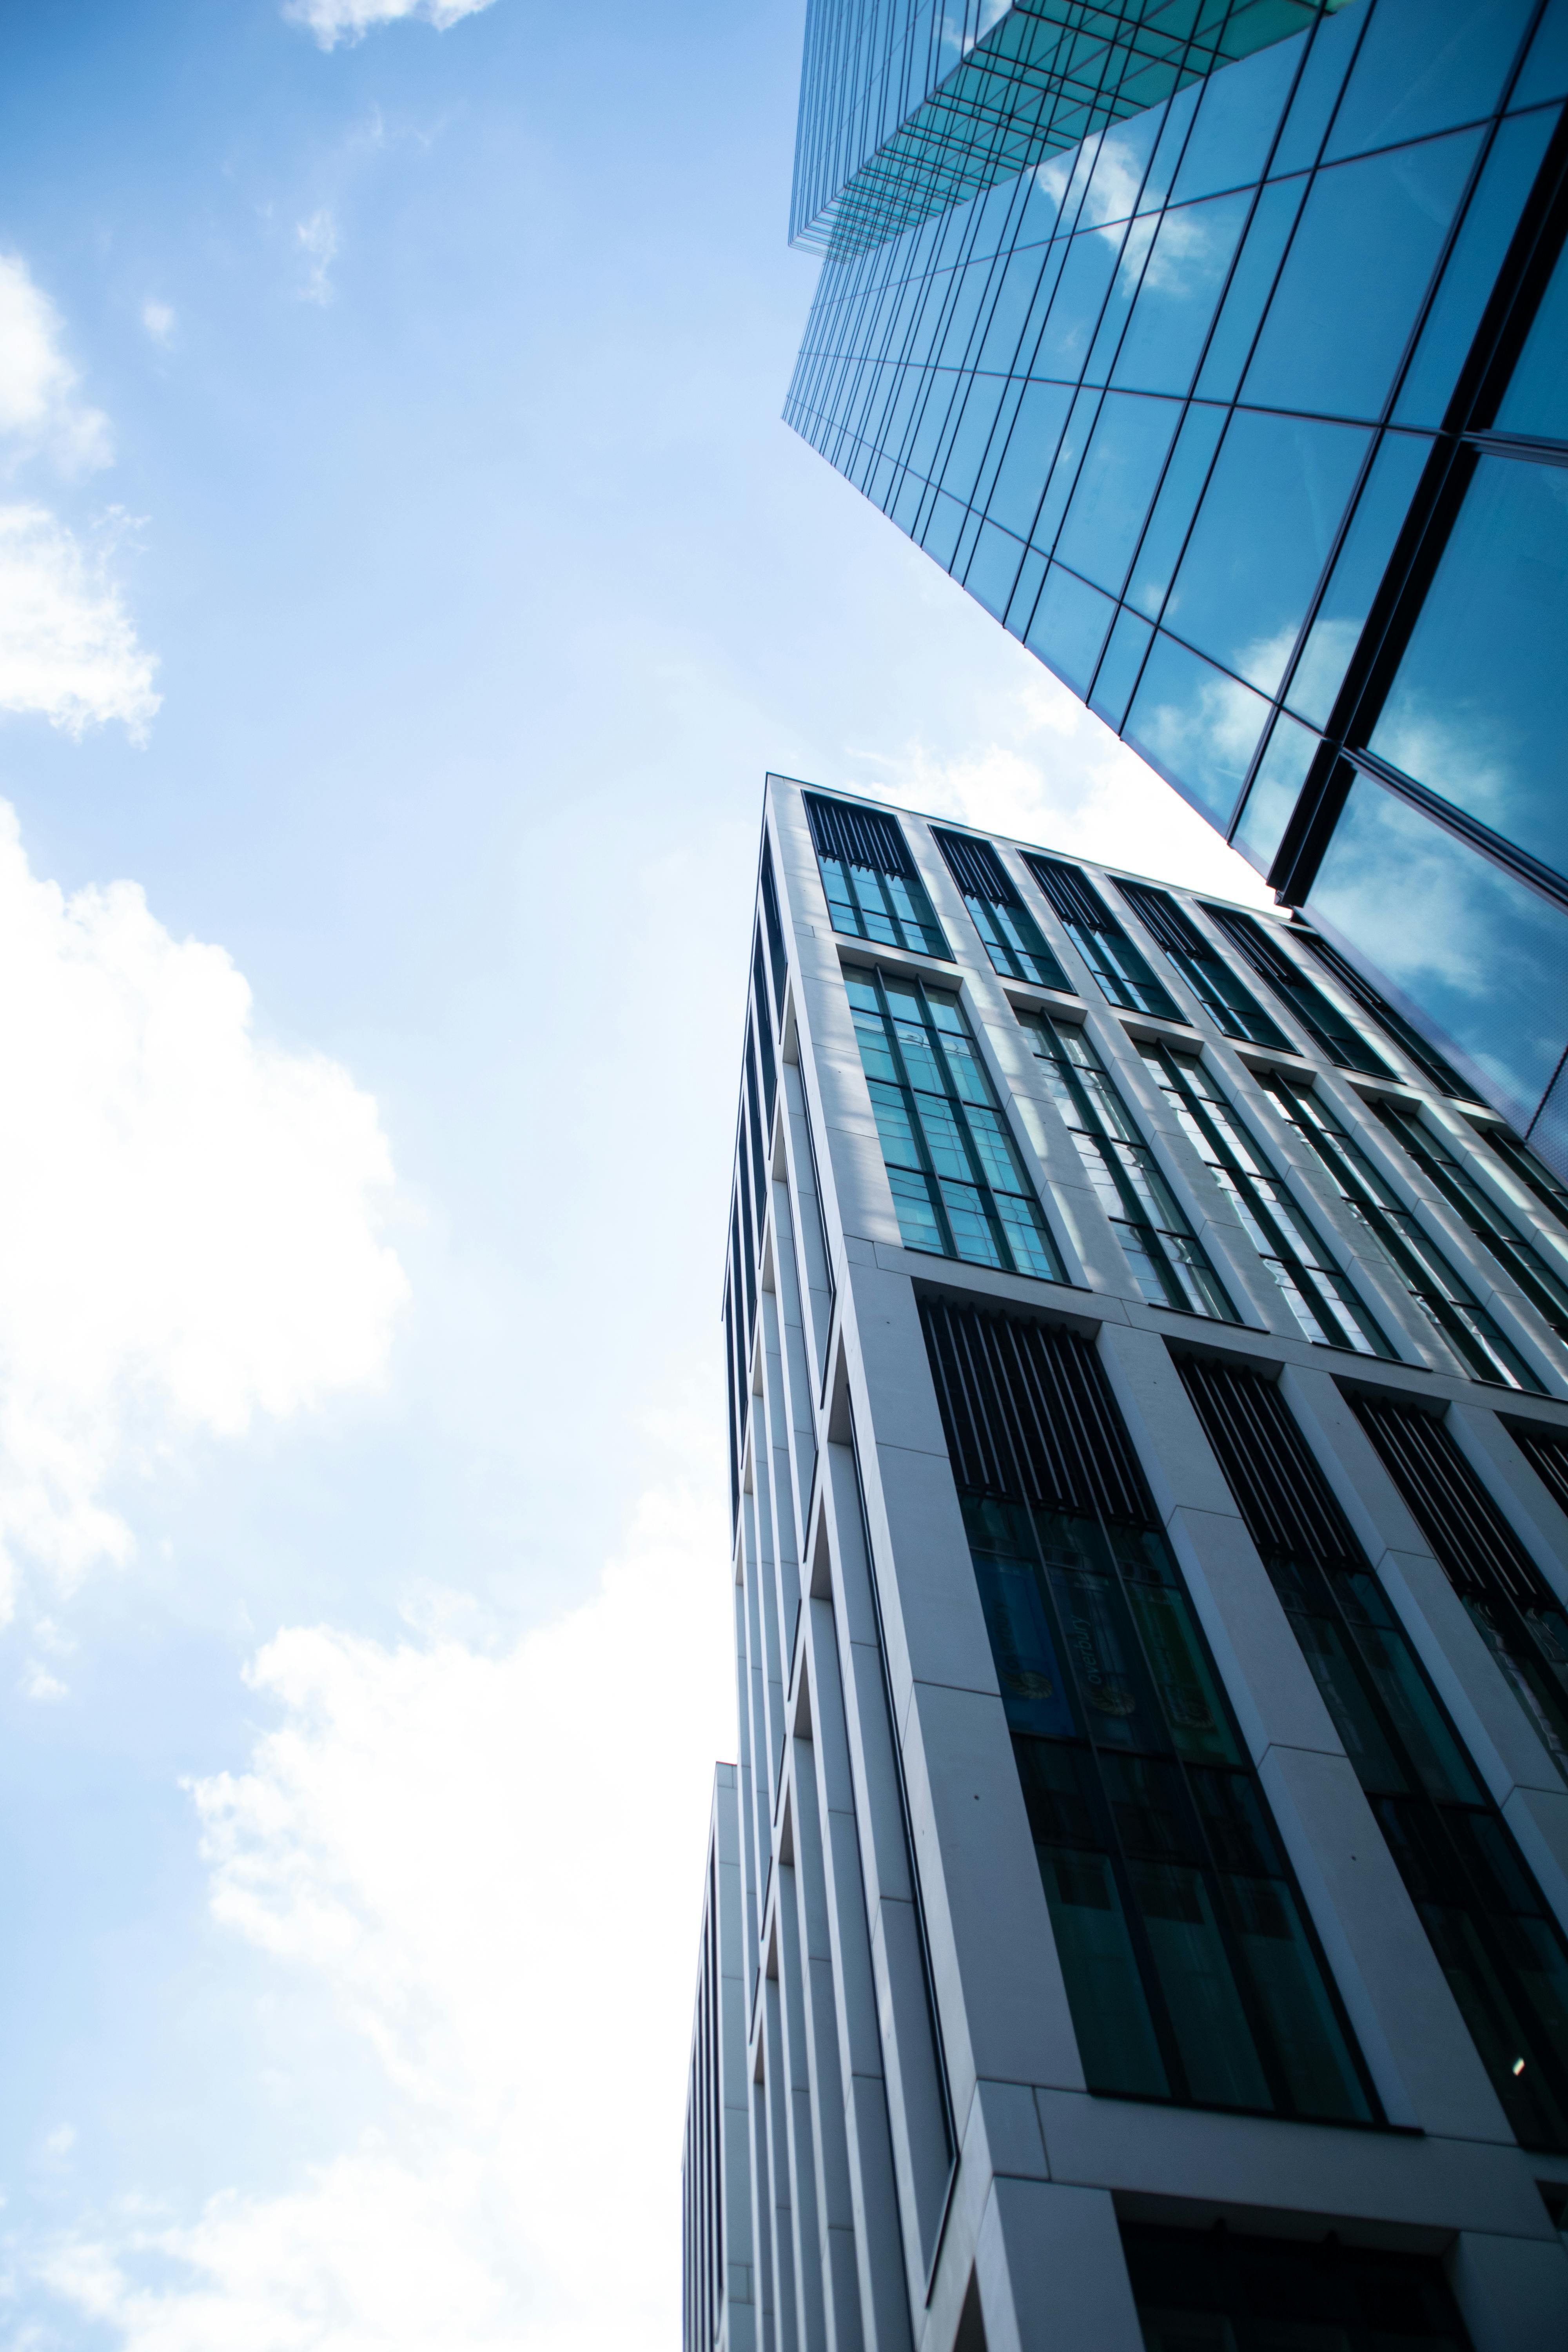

left=1024, top=856, right=1183, bottom=1019
left=1202, top=907, right=1393, bottom=1076
left=1351, top=1396, right=1568, bottom=1798
left=1114, top=881, right=1291, bottom=1049
left=1140, top=1044, right=1390, bottom=1357
left=1018, top=1009, right=1231, bottom=1319
left=1482, top=1123, right=1568, bottom=1230
left=963, top=1488, right=1374, bottom=2123
left=847, top=967, right=1061, bottom=1279
left=929, top=828, right=1072, bottom=990
left=1371, top=1099, right=1568, bottom=1344
left=816, top=843, right=947, bottom=956
left=1256, top=1071, right=1544, bottom=1393
left=1180, top=1356, right=1568, bottom=2154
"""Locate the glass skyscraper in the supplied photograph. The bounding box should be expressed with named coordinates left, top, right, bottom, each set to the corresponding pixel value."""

left=683, top=775, right=1568, bottom=2352
left=783, top=0, right=1568, bottom=1179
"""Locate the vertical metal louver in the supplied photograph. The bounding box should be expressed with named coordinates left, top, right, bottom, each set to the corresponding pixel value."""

left=1509, top=1420, right=1568, bottom=1520
left=805, top=791, right=917, bottom=876
left=1202, top=906, right=1394, bottom=1078
left=930, top=829, right=1022, bottom=906
left=1178, top=1355, right=1363, bottom=1570
left=1352, top=1395, right=1558, bottom=1614
left=918, top=1296, right=1154, bottom=1527
left=1024, top=855, right=1118, bottom=933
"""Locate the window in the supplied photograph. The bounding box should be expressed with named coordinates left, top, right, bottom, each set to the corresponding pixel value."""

left=1022, top=855, right=1183, bottom=1019
left=805, top=793, right=949, bottom=957
left=1288, top=925, right=1475, bottom=1099
left=759, top=838, right=788, bottom=1018
left=1181, top=1354, right=1568, bottom=2154
left=1114, top=880, right=1290, bottom=1048
left=1125, top=2221, right=1474, bottom=2352
left=1370, top=1099, right=1568, bottom=1343
left=1351, top=1395, right=1568, bottom=1803
left=846, top=967, right=1061, bottom=1281
left=1018, top=1010, right=1231, bottom=1320
left=921, top=1298, right=1376, bottom=2127
left=1509, top=1421, right=1568, bottom=1522
left=929, top=828, right=1071, bottom=990
left=1480, top=1123, right=1568, bottom=1234
left=1201, top=906, right=1394, bottom=1076
left=1142, top=1045, right=1391, bottom=1359
left=1256, top=1072, right=1543, bottom=1393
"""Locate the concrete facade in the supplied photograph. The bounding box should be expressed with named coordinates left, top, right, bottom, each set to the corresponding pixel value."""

left=682, top=775, right=1568, bottom=2352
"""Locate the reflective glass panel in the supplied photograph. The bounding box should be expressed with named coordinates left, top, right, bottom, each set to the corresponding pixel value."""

left=1026, top=563, right=1116, bottom=696
left=1369, top=455, right=1568, bottom=882
left=1126, top=634, right=1271, bottom=829
left=1234, top=713, right=1319, bottom=871
left=1244, top=132, right=1481, bottom=421
left=1166, top=409, right=1370, bottom=695
left=1307, top=777, right=1568, bottom=1133
left=1055, top=392, right=1182, bottom=595
left=1324, top=0, right=1537, bottom=158
left=1110, top=192, right=1250, bottom=396
left=1496, top=234, right=1568, bottom=439
left=1287, top=429, right=1432, bottom=727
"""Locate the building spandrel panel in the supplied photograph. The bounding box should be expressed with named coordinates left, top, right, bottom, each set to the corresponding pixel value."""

left=783, top=0, right=1568, bottom=1179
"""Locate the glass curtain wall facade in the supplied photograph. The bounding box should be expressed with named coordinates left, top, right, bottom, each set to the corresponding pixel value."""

left=689, top=777, right=1568, bottom=2352
left=784, top=0, right=1568, bottom=1177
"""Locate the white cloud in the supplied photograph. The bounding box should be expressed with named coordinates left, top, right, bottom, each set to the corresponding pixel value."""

left=283, top=0, right=497, bottom=51
left=0, top=254, right=112, bottom=476
left=0, top=805, right=408, bottom=1613
left=0, top=503, right=160, bottom=740
left=141, top=300, right=176, bottom=348
left=851, top=663, right=1274, bottom=902
left=296, top=211, right=340, bottom=307
left=33, top=1445, right=735, bottom=2351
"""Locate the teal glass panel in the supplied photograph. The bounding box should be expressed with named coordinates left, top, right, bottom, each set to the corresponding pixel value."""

left=1370, top=455, right=1568, bottom=879
left=1324, top=0, right=1537, bottom=159
left=921, top=487, right=966, bottom=568
left=1515, top=0, right=1568, bottom=103
left=1082, top=103, right=1168, bottom=230
left=1234, top=713, right=1319, bottom=870
left=1032, top=225, right=1125, bottom=383
left=1005, top=546, right=1048, bottom=639
left=1111, top=191, right=1251, bottom=396
left=965, top=520, right=1025, bottom=621
left=1496, top=235, right=1568, bottom=437
left=1125, top=634, right=1272, bottom=828
left=887, top=1164, right=946, bottom=1253
left=1028, top=385, right=1102, bottom=549
left=969, top=1542, right=1076, bottom=1739
left=987, top=380, right=1073, bottom=539
left=1307, top=778, right=1568, bottom=1131
left=1195, top=175, right=1308, bottom=402
left=1287, top=429, right=1432, bottom=725
left=1055, top=392, right=1182, bottom=596
left=1271, top=4, right=1361, bottom=175
left=976, top=243, right=1050, bottom=374
left=1025, top=564, right=1116, bottom=696
left=1244, top=132, right=1481, bottom=421
left=1167, top=409, right=1370, bottom=695
left=1127, top=401, right=1228, bottom=618
left=1169, top=33, right=1302, bottom=201
left=1090, top=606, right=1153, bottom=729
left=1396, top=107, right=1558, bottom=428
left=938, top=373, right=1006, bottom=504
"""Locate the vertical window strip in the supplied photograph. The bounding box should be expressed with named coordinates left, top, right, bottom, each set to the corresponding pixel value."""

left=724, top=1275, right=740, bottom=1526
left=1350, top=1395, right=1568, bottom=1798
left=846, top=965, right=1062, bottom=1281
left=1022, top=855, right=1184, bottom=1022
left=1201, top=907, right=1395, bottom=1078
left=1479, top=1124, right=1568, bottom=1237
left=1178, top=1354, right=1568, bottom=2155
left=920, top=1298, right=1378, bottom=2128
left=929, top=826, right=1073, bottom=991
left=1115, top=880, right=1291, bottom=1051
left=1371, top=1100, right=1568, bottom=1343
left=1289, top=925, right=1474, bottom=1098
left=805, top=791, right=950, bottom=958
left=1142, top=1045, right=1392, bottom=1359
left=753, top=940, right=778, bottom=1122
left=1018, top=1009, right=1234, bottom=1321
left=1257, top=1072, right=1544, bottom=1394
left=760, top=838, right=788, bottom=1019
left=744, top=1033, right=769, bottom=1257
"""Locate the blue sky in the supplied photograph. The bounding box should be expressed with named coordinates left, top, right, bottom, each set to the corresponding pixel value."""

left=0, top=2, right=1266, bottom=2343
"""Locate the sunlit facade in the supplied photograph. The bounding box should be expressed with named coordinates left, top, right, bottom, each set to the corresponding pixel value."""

left=682, top=775, right=1568, bottom=2352
left=783, top=0, right=1568, bottom=1178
